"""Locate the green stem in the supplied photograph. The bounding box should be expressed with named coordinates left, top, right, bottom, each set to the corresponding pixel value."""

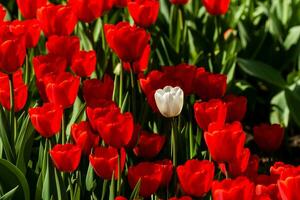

left=117, top=149, right=121, bottom=195
left=171, top=118, right=177, bottom=166
left=8, top=74, right=16, bottom=144
left=68, top=175, right=74, bottom=200
left=61, top=114, right=65, bottom=144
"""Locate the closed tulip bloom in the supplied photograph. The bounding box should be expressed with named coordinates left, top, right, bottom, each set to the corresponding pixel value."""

left=113, top=0, right=127, bottom=7
left=193, top=71, right=227, bottom=100
left=37, top=4, right=78, bottom=37
left=177, top=159, right=215, bottom=197
left=29, top=103, right=63, bottom=138
left=123, top=45, right=150, bottom=73
left=104, top=22, right=150, bottom=62
left=115, top=196, right=127, bottom=200
left=212, top=176, right=255, bottom=200
left=194, top=99, right=227, bottom=131
left=86, top=101, right=119, bottom=131
left=219, top=148, right=250, bottom=178
left=10, top=19, right=41, bottom=48
left=44, top=72, right=80, bottom=109
left=83, top=75, right=114, bottom=108
left=204, top=122, right=246, bottom=163
left=126, top=123, right=142, bottom=149
left=224, top=95, right=247, bottom=122
left=127, top=0, right=160, bottom=28
left=0, top=70, right=28, bottom=112
left=133, top=131, right=166, bottom=159
left=46, top=35, right=80, bottom=65
left=71, top=50, right=96, bottom=77
left=202, top=0, right=230, bottom=15
left=50, top=144, right=82, bottom=172
left=89, top=147, right=126, bottom=179
left=71, top=122, right=99, bottom=155
left=253, top=124, right=284, bottom=152
left=154, top=86, right=184, bottom=118
left=33, top=55, right=67, bottom=80
left=95, top=109, right=134, bottom=148
left=255, top=175, right=280, bottom=200
left=169, top=0, right=189, bottom=5
left=0, top=26, right=26, bottom=74
left=68, top=0, right=111, bottom=23
left=17, top=0, right=47, bottom=19
left=156, top=159, right=173, bottom=187
left=277, top=166, right=300, bottom=200
left=128, top=162, right=163, bottom=197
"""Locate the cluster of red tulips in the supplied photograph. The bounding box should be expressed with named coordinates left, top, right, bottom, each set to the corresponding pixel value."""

left=0, top=0, right=298, bottom=199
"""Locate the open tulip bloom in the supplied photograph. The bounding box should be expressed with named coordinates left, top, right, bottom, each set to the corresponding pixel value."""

left=1, top=0, right=300, bottom=200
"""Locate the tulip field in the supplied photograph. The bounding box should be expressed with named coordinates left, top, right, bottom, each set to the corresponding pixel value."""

left=1, top=0, right=300, bottom=199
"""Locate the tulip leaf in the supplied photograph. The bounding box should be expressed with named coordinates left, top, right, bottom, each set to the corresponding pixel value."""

left=0, top=185, right=19, bottom=200
left=284, top=26, right=300, bottom=50
left=0, top=159, right=30, bottom=200
left=109, top=173, right=115, bottom=200
left=285, top=88, right=300, bottom=127
left=85, top=163, right=96, bottom=192
left=129, top=179, right=141, bottom=200
left=0, top=106, right=15, bottom=162
left=270, top=91, right=289, bottom=127
left=237, top=58, right=286, bottom=88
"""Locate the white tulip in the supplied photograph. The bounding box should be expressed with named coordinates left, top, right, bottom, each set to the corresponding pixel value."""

left=154, top=86, right=184, bottom=118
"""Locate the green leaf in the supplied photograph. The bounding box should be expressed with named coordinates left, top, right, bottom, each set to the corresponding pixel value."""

left=237, top=58, right=286, bottom=88
left=0, top=159, right=30, bottom=200
left=129, top=179, right=141, bottom=200
left=0, top=185, right=19, bottom=200
left=85, top=163, right=96, bottom=192
left=284, top=26, right=300, bottom=50
left=270, top=91, right=289, bottom=127
left=285, top=88, right=300, bottom=127
left=108, top=173, right=115, bottom=200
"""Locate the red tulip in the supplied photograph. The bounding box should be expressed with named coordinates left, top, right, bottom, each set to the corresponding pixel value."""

left=68, top=0, right=112, bottom=23
left=0, top=4, right=6, bottom=22
left=86, top=101, right=119, bottom=131
left=71, top=121, right=100, bottom=155
left=156, top=159, right=173, bottom=187
left=169, top=197, right=192, bottom=200
left=29, top=103, right=63, bottom=138
left=89, top=147, right=126, bottom=179
left=104, top=22, right=150, bottom=62
left=177, top=159, right=215, bottom=197
left=133, top=131, right=166, bottom=159
left=17, top=0, right=47, bottom=19
left=0, top=25, right=26, bottom=74
left=33, top=54, right=67, bottom=80
left=37, top=4, right=78, bottom=37
left=10, top=19, right=41, bottom=48
left=115, top=196, right=127, bottom=200
left=202, top=0, right=230, bottom=15
left=128, top=162, right=163, bottom=197
left=194, top=99, right=227, bottom=131
left=224, top=95, right=247, bottom=122
left=193, top=71, right=227, bottom=100
left=44, top=72, right=80, bottom=109
left=204, top=122, right=246, bottom=163
left=123, top=45, right=150, bottom=73
left=253, top=124, right=284, bottom=152
left=50, top=144, right=82, bottom=172
left=127, top=0, right=160, bottom=28
left=0, top=70, right=28, bottom=112
left=219, top=148, right=250, bottom=178
left=46, top=35, right=80, bottom=65
left=113, top=0, right=127, bottom=7
left=270, top=162, right=294, bottom=180
left=126, top=123, right=142, bottom=149
left=71, top=50, right=96, bottom=77
left=83, top=75, right=114, bottom=108
left=212, top=176, right=255, bottom=200
left=169, top=0, right=189, bottom=5
left=244, top=155, right=260, bottom=181
left=277, top=166, right=300, bottom=200
left=95, top=109, right=134, bottom=148
left=255, top=175, right=280, bottom=200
